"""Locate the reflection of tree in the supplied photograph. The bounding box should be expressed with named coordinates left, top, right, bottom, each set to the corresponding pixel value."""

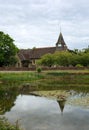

left=57, top=99, right=66, bottom=114
left=0, top=90, right=18, bottom=115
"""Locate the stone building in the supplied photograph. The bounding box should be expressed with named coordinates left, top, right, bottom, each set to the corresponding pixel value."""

left=16, top=32, right=68, bottom=67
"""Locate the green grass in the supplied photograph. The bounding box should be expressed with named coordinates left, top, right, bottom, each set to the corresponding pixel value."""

left=0, top=72, right=44, bottom=82
left=34, top=71, right=89, bottom=92
left=0, top=72, right=45, bottom=89
left=0, top=70, right=89, bottom=92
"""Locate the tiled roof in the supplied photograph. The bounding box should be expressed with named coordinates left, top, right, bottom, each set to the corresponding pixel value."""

left=18, top=49, right=31, bottom=60
left=18, top=47, right=56, bottom=60
left=29, top=47, right=56, bottom=59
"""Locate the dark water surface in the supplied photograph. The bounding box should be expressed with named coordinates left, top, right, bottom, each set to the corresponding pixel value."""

left=3, top=94, right=89, bottom=130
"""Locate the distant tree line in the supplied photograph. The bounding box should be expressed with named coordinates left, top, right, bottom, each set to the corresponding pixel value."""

left=37, top=49, right=89, bottom=67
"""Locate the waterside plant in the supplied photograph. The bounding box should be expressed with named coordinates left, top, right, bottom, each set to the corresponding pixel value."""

left=0, top=117, right=21, bottom=130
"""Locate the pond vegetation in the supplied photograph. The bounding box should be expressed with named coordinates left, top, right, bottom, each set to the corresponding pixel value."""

left=0, top=117, right=20, bottom=130
left=0, top=70, right=89, bottom=91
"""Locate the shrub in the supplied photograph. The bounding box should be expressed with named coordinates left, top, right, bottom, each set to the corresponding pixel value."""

left=37, top=67, right=42, bottom=73
left=75, top=64, right=83, bottom=68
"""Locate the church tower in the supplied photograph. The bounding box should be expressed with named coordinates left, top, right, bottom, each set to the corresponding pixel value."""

left=56, top=32, right=67, bottom=51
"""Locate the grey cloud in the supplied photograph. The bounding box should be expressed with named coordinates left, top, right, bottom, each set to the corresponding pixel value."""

left=0, top=0, right=89, bottom=49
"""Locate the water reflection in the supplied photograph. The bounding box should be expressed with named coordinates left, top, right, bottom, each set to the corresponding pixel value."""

left=0, top=90, right=17, bottom=115
left=0, top=90, right=89, bottom=130
left=3, top=94, right=89, bottom=130
left=57, top=99, right=66, bottom=114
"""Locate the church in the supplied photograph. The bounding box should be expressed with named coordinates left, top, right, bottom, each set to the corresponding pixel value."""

left=16, top=32, right=68, bottom=68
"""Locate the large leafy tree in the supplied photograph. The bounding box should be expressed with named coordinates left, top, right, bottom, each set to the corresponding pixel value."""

left=54, top=51, right=73, bottom=66
left=0, top=31, right=19, bottom=67
left=37, top=53, right=55, bottom=67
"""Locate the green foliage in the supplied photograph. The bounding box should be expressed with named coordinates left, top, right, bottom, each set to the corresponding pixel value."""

left=0, top=117, right=20, bottom=130
left=37, top=48, right=89, bottom=67
left=54, top=51, right=72, bottom=66
left=0, top=31, right=19, bottom=67
left=37, top=53, right=55, bottom=67
left=75, top=64, right=83, bottom=67
left=37, top=67, right=42, bottom=73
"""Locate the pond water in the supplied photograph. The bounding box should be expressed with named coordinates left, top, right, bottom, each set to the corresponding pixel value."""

left=2, top=91, right=89, bottom=130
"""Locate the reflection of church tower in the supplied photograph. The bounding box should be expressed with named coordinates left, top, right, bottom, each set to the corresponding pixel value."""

left=57, top=99, right=66, bottom=115
left=56, top=32, right=67, bottom=51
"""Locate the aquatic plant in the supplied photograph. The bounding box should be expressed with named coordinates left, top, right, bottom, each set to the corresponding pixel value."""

left=0, top=117, right=21, bottom=130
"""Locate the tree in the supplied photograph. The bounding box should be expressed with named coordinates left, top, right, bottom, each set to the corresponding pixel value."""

left=0, top=31, right=19, bottom=67
left=37, top=53, right=55, bottom=67
left=37, top=48, right=89, bottom=67
left=54, top=51, right=73, bottom=66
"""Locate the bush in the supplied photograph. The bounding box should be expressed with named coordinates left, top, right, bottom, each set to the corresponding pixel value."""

left=75, top=64, right=83, bottom=68
left=37, top=67, right=42, bottom=73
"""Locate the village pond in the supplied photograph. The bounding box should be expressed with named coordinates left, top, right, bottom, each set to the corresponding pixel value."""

left=0, top=89, right=89, bottom=130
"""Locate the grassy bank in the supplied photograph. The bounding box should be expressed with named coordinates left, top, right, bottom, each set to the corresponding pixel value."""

left=0, top=72, right=44, bottom=90
left=0, top=70, right=89, bottom=92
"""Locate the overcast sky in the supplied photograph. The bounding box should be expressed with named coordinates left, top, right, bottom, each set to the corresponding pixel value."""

left=0, top=0, right=89, bottom=50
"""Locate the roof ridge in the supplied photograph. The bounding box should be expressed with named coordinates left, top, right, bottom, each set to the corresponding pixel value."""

left=32, top=46, right=56, bottom=50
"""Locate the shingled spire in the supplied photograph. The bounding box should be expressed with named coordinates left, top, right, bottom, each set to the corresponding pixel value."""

left=56, top=32, right=67, bottom=50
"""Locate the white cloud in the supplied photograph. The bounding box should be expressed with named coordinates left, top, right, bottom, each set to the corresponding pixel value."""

left=0, top=0, right=89, bottom=49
